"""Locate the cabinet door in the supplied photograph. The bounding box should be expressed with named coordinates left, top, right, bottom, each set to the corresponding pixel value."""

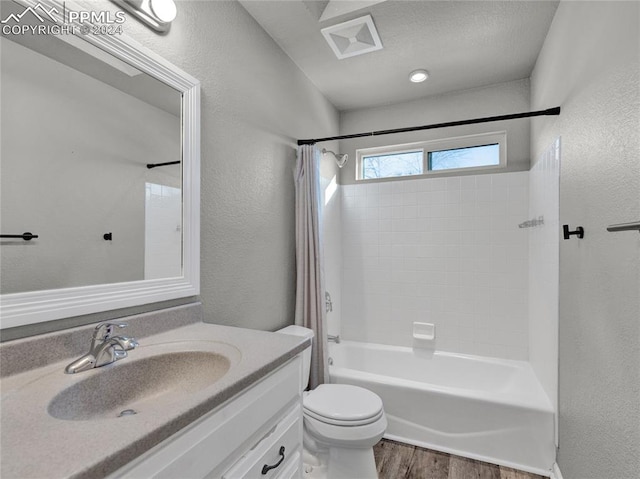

left=275, top=452, right=302, bottom=479
left=222, top=405, right=302, bottom=479
left=112, top=356, right=302, bottom=479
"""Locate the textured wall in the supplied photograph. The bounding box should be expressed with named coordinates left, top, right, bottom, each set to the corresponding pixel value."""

left=340, top=171, right=530, bottom=360
left=531, top=2, right=639, bottom=477
left=3, top=0, right=338, bottom=339
left=339, top=79, right=531, bottom=185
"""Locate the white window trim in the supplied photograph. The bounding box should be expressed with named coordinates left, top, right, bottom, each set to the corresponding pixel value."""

left=356, top=131, right=507, bottom=181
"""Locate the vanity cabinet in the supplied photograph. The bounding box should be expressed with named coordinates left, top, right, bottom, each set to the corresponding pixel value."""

left=110, top=356, right=303, bottom=479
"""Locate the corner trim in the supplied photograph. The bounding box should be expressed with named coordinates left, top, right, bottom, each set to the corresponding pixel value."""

left=550, top=463, right=564, bottom=479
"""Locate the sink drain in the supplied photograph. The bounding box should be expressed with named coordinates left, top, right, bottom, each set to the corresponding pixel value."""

left=117, top=409, right=138, bottom=417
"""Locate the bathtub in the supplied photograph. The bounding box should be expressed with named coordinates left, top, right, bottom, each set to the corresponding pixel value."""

left=328, top=341, right=555, bottom=476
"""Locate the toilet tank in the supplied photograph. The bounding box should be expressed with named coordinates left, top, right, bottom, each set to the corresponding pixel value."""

left=276, top=325, right=314, bottom=390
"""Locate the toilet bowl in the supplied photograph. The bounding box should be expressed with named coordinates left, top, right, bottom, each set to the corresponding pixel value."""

left=277, top=326, right=387, bottom=478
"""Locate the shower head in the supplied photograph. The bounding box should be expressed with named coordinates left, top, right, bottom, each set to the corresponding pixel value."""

left=322, top=148, right=349, bottom=168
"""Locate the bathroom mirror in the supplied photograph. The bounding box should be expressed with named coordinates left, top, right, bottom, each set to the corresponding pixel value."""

left=0, top=0, right=200, bottom=328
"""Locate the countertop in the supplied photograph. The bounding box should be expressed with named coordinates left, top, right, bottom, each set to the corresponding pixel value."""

left=0, top=321, right=309, bottom=478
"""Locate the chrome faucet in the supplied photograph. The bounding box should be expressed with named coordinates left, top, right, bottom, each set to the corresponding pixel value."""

left=328, top=334, right=340, bottom=344
left=65, top=322, right=138, bottom=374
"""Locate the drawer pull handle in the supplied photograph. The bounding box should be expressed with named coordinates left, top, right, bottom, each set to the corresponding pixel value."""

left=261, top=446, right=285, bottom=475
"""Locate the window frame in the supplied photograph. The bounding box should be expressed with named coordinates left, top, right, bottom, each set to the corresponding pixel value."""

left=355, top=131, right=507, bottom=181
left=359, top=146, right=425, bottom=180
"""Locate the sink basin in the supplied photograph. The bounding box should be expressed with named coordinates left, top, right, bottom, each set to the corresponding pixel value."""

left=48, top=342, right=237, bottom=421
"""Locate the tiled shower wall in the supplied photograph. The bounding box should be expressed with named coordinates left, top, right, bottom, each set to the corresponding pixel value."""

left=341, top=171, right=530, bottom=360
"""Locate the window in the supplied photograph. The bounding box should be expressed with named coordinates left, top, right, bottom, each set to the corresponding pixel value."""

left=362, top=150, right=423, bottom=179
left=356, top=132, right=506, bottom=180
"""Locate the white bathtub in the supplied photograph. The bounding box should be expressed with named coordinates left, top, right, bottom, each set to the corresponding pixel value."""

left=329, top=341, right=555, bottom=476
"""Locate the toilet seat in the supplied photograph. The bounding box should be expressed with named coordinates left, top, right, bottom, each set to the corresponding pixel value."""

left=303, top=384, right=384, bottom=426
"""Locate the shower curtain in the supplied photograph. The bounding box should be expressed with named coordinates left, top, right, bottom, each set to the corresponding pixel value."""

left=294, top=144, right=328, bottom=389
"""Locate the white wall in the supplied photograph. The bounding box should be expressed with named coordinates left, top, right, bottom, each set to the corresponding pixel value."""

left=145, top=183, right=182, bottom=280
left=531, top=2, right=639, bottom=477
left=339, top=79, right=531, bottom=185
left=528, top=137, right=560, bottom=442
left=341, top=171, right=530, bottom=360
left=1, top=37, right=180, bottom=294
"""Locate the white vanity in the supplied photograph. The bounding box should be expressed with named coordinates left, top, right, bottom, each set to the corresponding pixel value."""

left=113, top=354, right=304, bottom=478
left=0, top=306, right=309, bottom=478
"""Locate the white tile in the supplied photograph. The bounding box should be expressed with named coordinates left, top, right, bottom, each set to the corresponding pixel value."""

left=402, top=191, right=418, bottom=206
left=446, top=177, right=461, bottom=190
left=444, top=189, right=461, bottom=204
left=341, top=184, right=355, bottom=197
left=460, top=175, right=476, bottom=190
left=404, top=179, right=419, bottom=193
left=391, top=194, right=404, bottom=207
left=491, top=174, right=512, bottom=188
left=415, top=178, right=431, bottom=192
left=379, top=218, right=393, bottom=233
left=365, top=194, right=380, bottom=208
left=430, top=178, right=446, bottom=191
left=391, top=206, right=404, bottom=219
left=491, top=187, right=508, bottom=204
left=460, top=189, right=476, bottom=204
left=365, top=183, right=379, bottom=196
left=403, top=206, right=418, bottom=219
left=379, top=194, right=393, bottom=207
left=339, top=169, right=531, bottom=362
left=475, top=175, right=492, bottom=189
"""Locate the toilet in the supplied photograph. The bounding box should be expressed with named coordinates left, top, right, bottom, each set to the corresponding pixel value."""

left=277, top=326, right=387, bottom=478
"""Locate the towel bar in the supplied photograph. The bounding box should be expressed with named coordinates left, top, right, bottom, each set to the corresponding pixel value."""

left=606, top=221, right=640, bottom=233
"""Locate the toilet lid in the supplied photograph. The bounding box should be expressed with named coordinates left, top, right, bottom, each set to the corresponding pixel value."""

left=303, top=384, right=383, bottom=425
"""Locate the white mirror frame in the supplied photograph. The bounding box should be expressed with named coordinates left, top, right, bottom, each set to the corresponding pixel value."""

left=0, top=0, right=200, bottom=329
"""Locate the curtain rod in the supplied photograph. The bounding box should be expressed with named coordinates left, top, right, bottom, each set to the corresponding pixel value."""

left=146, top=160, right=181, bottom=169
left=297, top=106, right=561, bottom=146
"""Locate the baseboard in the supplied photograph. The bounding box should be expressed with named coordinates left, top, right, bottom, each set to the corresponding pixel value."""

left=550, top=463, right=563, bottom=479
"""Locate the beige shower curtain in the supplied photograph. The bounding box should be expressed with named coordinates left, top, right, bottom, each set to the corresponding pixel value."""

left=294, top=144, right=328, bottom=389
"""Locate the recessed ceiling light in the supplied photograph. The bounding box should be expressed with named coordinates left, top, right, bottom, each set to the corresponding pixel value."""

left=409, top=69, right=429, bottom=83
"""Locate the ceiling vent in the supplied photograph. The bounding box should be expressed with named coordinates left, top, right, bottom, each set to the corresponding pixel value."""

left=321, top=15, right=383, bottom=60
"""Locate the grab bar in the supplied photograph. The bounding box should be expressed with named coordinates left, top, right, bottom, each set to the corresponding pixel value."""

left=0, top=232, right=38, bottom=241
left=606, top=221, right=640, bottom=233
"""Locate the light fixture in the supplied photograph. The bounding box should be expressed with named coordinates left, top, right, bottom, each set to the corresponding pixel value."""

left=149, top=0, right=176, bottom=23
left=110, top=0, right=177, bottom=33
left=409, top=69, right=429, bottom=83
left=322, top=149, right=349, bottom=168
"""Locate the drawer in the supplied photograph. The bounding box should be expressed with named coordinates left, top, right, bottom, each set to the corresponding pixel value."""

left=274, top=451, right=301, bottom=479
left=113, top=356, right=302, bottom=478
left=222, top=405, right=302, bottom=479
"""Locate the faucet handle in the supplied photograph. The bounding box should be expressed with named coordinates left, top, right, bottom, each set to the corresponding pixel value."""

left=112, top=336, right=139, bottom=351
left=92, top=322, right=128, bottom=341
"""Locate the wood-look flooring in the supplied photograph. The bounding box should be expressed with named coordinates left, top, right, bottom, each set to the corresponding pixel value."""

left=373, top=439, right=546, bottom=479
